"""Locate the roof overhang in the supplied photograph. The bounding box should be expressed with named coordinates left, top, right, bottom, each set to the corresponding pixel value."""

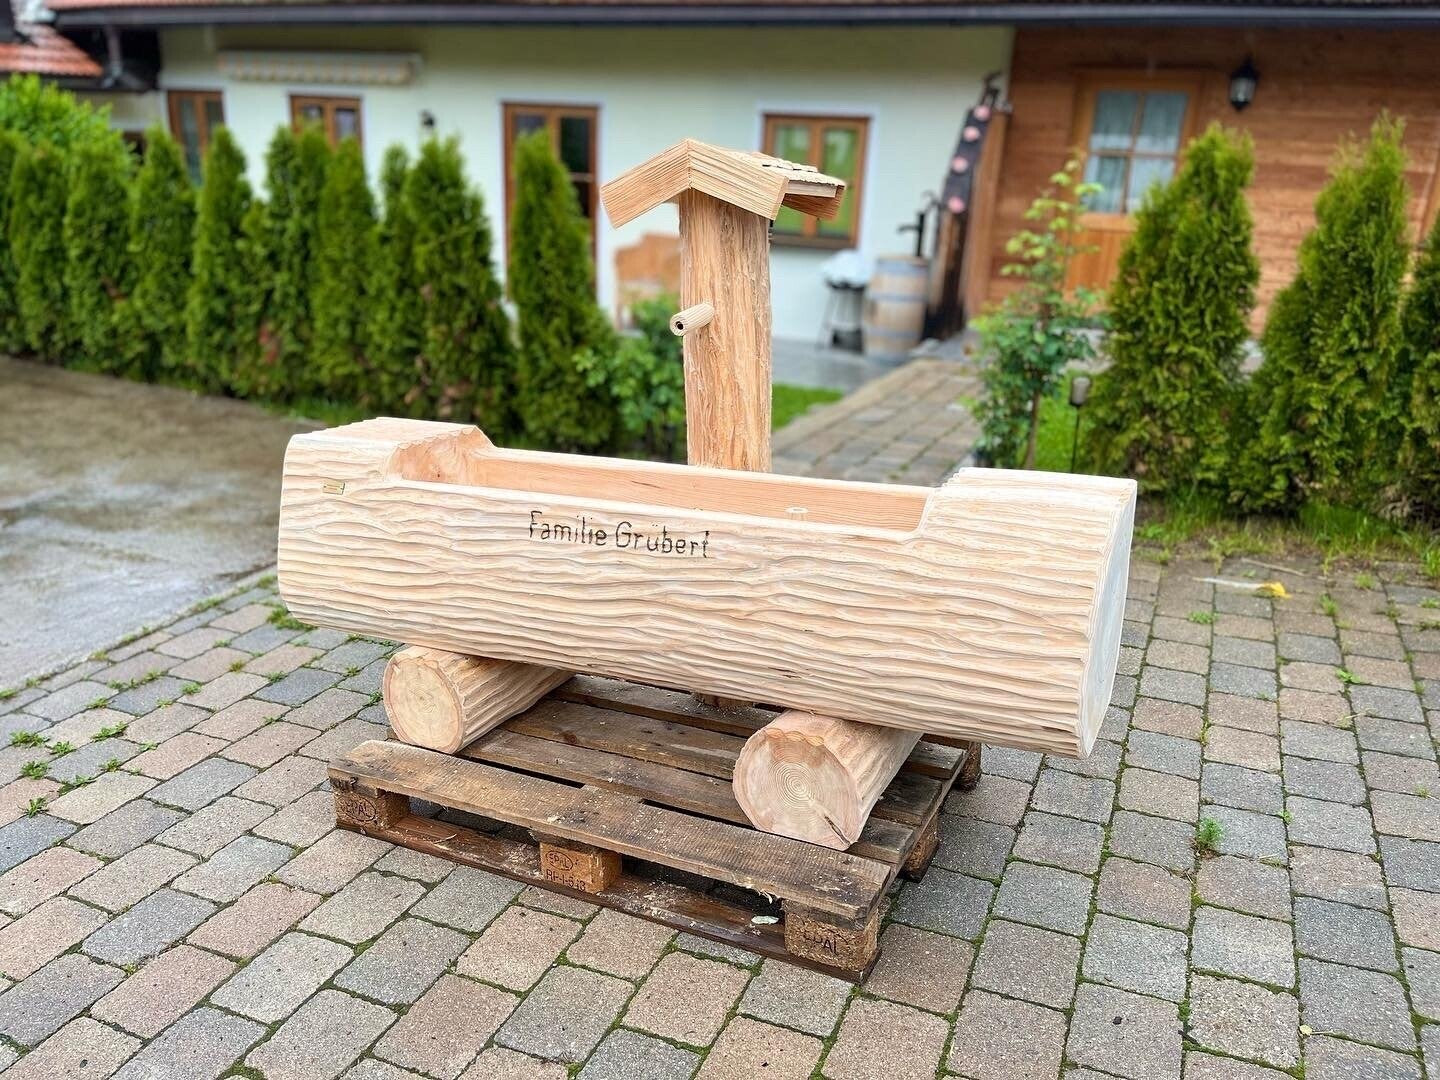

left=47, top=2, right=1440, bottom=30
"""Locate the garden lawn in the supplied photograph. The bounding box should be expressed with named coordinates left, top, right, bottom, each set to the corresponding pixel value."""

left=772, top=383, right=842, bottom=430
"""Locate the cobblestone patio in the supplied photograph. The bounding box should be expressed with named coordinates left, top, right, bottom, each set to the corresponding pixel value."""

left=1, top=361, right=1438, bottom=1079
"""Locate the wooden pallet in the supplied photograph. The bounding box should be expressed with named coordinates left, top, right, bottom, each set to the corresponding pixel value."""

left=329, top=675, right=980, bottom=980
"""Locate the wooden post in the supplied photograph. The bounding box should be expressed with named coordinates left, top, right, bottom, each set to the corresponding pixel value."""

left=678, top=190, right=772, bottom=472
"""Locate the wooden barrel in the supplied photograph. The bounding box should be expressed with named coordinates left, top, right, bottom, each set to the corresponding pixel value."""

left=863, top=256, right=930, bottom=362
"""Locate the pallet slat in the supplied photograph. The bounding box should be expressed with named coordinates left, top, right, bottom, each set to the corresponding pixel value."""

left=334, top=739, right=890, bottom=922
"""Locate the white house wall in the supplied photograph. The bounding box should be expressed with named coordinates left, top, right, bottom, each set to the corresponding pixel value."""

left=153, top=24, right=1011, bottom=341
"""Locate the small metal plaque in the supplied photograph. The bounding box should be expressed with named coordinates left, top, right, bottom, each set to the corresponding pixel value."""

left=322, top=479, right=346, bottom=495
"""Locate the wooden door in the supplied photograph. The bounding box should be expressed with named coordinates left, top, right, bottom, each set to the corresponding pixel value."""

left=1065, top=74, right=1202, bottom=293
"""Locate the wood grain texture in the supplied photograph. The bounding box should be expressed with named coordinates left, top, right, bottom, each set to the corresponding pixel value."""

left=679, top=190, right=772, bottom=471
left=383, top=645, right=570, bottom=754
left=278, top=419, right=1136, bottom=755
left=733, top=710, right=922, bottom=849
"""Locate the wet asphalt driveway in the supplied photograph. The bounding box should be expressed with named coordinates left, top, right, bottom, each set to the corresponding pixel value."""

left=0, top=356, right=313, bottom=686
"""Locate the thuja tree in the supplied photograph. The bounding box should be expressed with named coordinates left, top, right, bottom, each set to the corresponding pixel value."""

left=1236, top=117, right=1411, bottom=512
left=62, top=136, right=134, bottom=372
left=406, top=137, right=514, bottom=426
left=185, top=127, right=256, bottom=392
left=0, top=129, right=23, bottom=353
left=1401, top=213, right=1440, bottom=518
left=0, top=73, right=111, bottom=148
left=9, top=143, right=70, bottom=361
left=366, top=144, right=422, bottom=413
left=508, top=130, right=616, bottom=451
left=1081, top=126, right=1259, bottom=494
left=312, top=137, right=376, bottom=403
left=970, top=159, right=1098, bottom=469
left=127, top=126, right=195, bottom=379
left=243, top=124, right=330, bottom=399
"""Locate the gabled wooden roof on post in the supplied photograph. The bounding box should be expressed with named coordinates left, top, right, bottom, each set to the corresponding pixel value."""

left=601, top=138, right=846, bottom=227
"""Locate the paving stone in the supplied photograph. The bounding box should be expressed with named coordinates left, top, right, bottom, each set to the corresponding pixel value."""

left=578, top=1028, right=699, bottom=1080
left=1048, top=738, right=1122, bottom=780
left=46, top=739, right=142, bottom=789
left=1290, top=844, right=1390, bottom=910
left=1303, top=1035, right=1422, bottom=1080
left=246, top=988, right=397, bottom=1080
left=944, top=773, right=1031, bottom=826
left=223, top=720, right=320, bottom=769
left=0, top=775, right=58, bottom=829
left=335, top=915, right=468, bottom=1005
left=0, top=952, right=121, bottom=1047
left=1357, top=716, right=1435, bottom=759
left=1029, top=768, right=1115, bottom=823
left=0, top=813, right=75, bottom=871
left=229, top=623, right=303, bottom=655
left=1211, top=661, right=1278, bottom=700
left=1139, top=666, right=1207, bottom=707
left=1213, top=636, right=1277, bottom=669
left=971, top=918, right=1079, bottom=1008
left=1351, top=684, right=1425, bottom=723
left=1280, top=660, right=1346, bottom=692
left=316, top=639, right=395, bottom=674
left=1280, top=632, right=1342, bottom=664
left=165, top=646, right=252, bottom=683
left=193, top=698, right=287, bottom=740
left=345, top=1062, right=430, bottom=1080
left=188, top=881, right=323, bottom=958
left=1392, top=888, right=1440, bottom=950
left=1067, top=982, right=1182, bottom=1080
left=277, top=828, right=392, bottom=894
left=373, top=974, right=516, bottom=1079
left=1205, top=727, right=1282, bottom=773
left=171, top=834, right=289, bottom=903
left=68, top=799, right=179, bottom=857
left=1209, top=693, right=1279, bottom=733
left=1283, top=757, right=1368, bottom=805
left=213, top=930, right=353, bottom=1021
left=1109, top=810, right=1194, bottom=872
left=892, top=866, right=994, bottom=938
left=739, top=959, right=852, bottom=1037
left=1298, top=959, right=1416, bottom=1052
left=697, top=1017, right=821, bottom=1080
left=285, top=687, right=371, bottom=731
left=1425, top=1027, right=1440, bottom=1080
left=299, top=869, right=425, bottom=944
left=1145, top=640, right=1209, bottom=674
left=1286, top=795, right=1377, bottom=854
left=1188, top=973, right=1299, bottom=1069
left=3, top=1016, right=139, bottom=1079
left=1183, top=1052, right=1292, bottom=1080
left=947, top=990, right=1066, bottom=1080
left=0, top=845, right=100, bottom=915
left=1372, top=790, right=1440, bottom=841
left=1294, top=894, right=1399, bottom=973
left=403, top=863, right=519, bottom=931
left=301, top=715, right=388, bottom=760
left=454, top=904, right=580, bottom=991
left=157, top=626, right=232, bottom=660
left=92, top=944, right=236, bottom=1038
left=81, top=886, right=214, bottom=966
left=935, top=817, right=1015, bottom=879
left=1082, top=912, right=1187, bottom=1001
left=980, top=745, right=1044, bottom=782
left=1096, top=856, right=1190, bottom=929
left=256, top=666, right=345, bottom=705
left=126, top=701, right=209, bottom=743
left=1281, top=719, right=1359, bottom=764
left=625, top=951, right=750, bottom=1046
left=106, top=676, right=192, bottom=716
left=673, top=933, right=760, bottom=967
left=375, top=846, right=455, bottom=884
left=1132, top=698, right=1204, bottom=739
left=993, top=861, right=1092, bottom=935
left=1201, top=761, right=1283, bottom=814
left=233, top=752, right=328, bottom=807
left=147, top=757, right=258, bottom=811
left=73, top=839, right=198, bottom=911
left=1194, top=854, right=1291, bottom=921
left=1405, top=946, right=1440, bottom=1021
left=28, top=681, right=116, bottom=721
left=0, top=894, right=108, bottom=978
left=461, top=1047, right=567, bottom=1079
left=111, top=1005, right=263, bottom=1080
left=1192, top=906, right=1295, bottom=987
left=494, top=964, right=632, bottom=1064
left=566, top=907, right=674, bottom=978
left=1341, top=630, right=1408, bottom=661
left=1200, top=805, right=1287, bottom=862
left=244, top=643, right=323, bottom=677
left=1118, top=767, right=1199, bottom=821
left=254, top=789, right=336, bottom=845
left=1381, top=836, right=1440, bottom=891
left=1153, top=614, right=1209, bottom=646
left=1363, top=751, right=1440, bottom=795
left=1014, top=811, right=1104, bottom=872
left=129, top=732, right=228, bottom=780
left=823, top=997, right=947, bottom=1080
left=864, top=923, right=971, bottom=1013
left=157, top=795, right=272, bottom=856
left=340, top=658, right=388, bottom=695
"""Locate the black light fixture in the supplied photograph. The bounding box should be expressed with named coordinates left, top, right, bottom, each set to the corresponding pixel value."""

left=420, top=110, right=437, bottom=132
left=1069, top=375, right=1092, bottom=472
left=1229, top=57, right=1259, bottom=112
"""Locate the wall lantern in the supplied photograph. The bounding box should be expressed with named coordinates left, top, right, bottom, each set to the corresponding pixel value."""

left=1229, top=57, right=1259, bottom=112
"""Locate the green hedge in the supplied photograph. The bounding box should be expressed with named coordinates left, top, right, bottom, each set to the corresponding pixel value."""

left=0, top=75, right=686, bottom=458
